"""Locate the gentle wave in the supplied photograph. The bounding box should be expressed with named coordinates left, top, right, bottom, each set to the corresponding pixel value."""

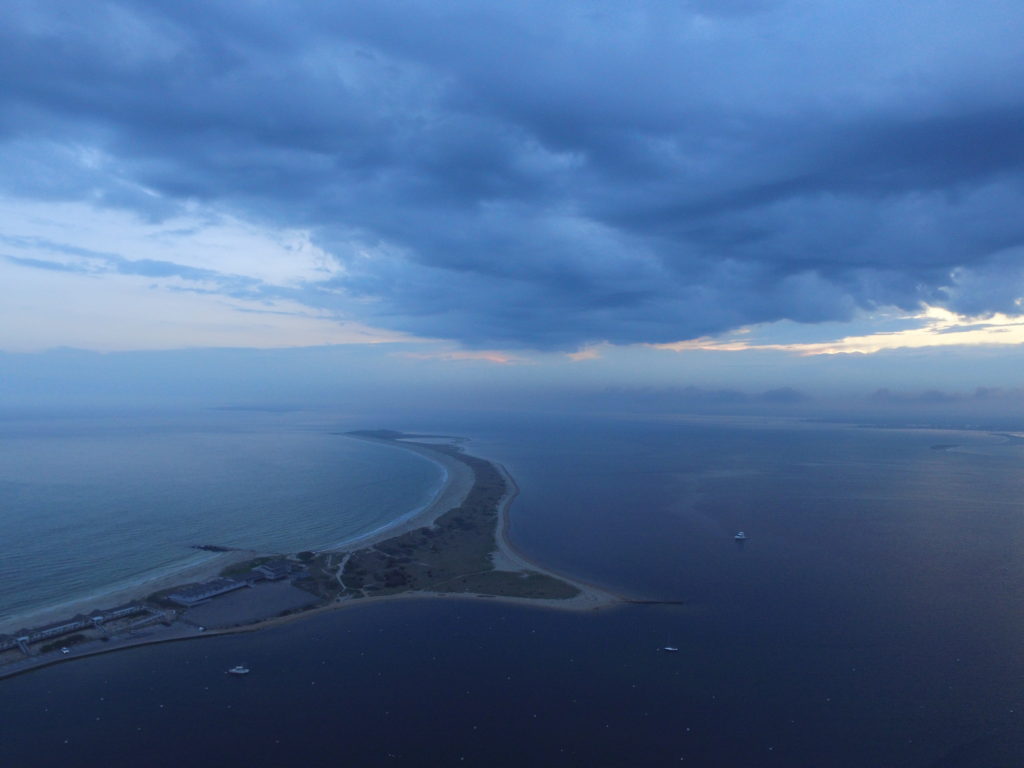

left=0, top=421, right=446, bottom=624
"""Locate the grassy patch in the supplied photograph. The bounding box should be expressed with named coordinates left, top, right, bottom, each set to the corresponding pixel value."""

left=433, top=571, right=580, bottom=599
left=336, top=445, right=579, bottom=601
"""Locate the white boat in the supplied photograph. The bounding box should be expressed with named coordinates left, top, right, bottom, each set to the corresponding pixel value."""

left=734, top=531, right=748, bottom=540
left=226, top=665, right=250, bottom=675
left=661, top=646, right=679, bottom=652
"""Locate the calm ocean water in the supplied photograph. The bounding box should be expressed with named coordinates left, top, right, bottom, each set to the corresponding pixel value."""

left=0, top=410, right=444, bottom=624
left=2, top=413, right=1024, bottom=766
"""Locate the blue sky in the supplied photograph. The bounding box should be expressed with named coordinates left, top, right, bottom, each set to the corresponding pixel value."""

left=2, top=1, right=1023, bottom=409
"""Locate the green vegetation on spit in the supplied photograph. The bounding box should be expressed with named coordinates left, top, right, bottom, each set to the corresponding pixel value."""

left=304, top=436, right=580, bottom=602
left=158, top=435, right=578, bottom=608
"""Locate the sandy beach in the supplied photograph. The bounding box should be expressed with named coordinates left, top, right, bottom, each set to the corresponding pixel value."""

left=329, top=435, right=476, bottom=551
left=486, top=462, right=620, bottom=611
left=0, top=549, right=260, bottom=636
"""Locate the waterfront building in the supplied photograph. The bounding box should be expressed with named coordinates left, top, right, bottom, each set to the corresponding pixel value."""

left=255, top=560, right=295, bottom=581
left=24, top=618, right=90, bottom=643
left=167, top=578, right=246, bottom=607
left=89, top=604, right=144, bottom=625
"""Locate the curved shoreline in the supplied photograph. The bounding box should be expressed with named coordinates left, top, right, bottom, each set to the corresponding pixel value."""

left=0, top=436, right=461, bottom=636
left=1, top=433, right=621, bottom=681
left=488, top=461, right=620, bottom=610
left=331, top=435, right=476, bottom=551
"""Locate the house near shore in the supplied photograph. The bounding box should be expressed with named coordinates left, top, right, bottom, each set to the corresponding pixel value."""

left=88, top=604, right=145, bottom=625
left=167, top=578, right=247, bottom=607
left=1, top=605, right=149, bottom=652
left=255, top=560, right=295, bottom=581
left=13, top=617, right=90, bottom=646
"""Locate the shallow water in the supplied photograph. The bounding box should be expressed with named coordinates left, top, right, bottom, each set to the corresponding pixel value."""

left=0, top=411, right=443, bottom=623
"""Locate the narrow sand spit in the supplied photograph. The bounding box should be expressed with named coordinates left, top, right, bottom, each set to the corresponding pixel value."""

left=1, top=434, right=623, bottom=679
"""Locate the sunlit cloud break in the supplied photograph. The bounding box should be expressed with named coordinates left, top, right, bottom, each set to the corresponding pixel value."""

left=566, top=346, right=605, bottom=362
left=653, top=307, right=1024, bottom=356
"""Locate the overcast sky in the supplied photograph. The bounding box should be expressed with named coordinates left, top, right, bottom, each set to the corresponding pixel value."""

left=2, top=1, right=1023, bottom=407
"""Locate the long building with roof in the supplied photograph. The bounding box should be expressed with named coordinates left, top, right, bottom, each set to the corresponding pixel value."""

left=167, top=578, right=247, bottom=607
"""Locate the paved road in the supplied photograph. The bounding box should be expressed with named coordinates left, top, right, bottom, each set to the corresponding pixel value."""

left=0, top=623, right=201, bottom=680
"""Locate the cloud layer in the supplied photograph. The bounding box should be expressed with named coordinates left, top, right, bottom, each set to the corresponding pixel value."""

left=4, top=0, right=1024, bottom=349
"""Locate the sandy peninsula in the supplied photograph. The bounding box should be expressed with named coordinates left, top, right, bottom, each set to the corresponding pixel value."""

left=0, top=431, right=622, bottom=680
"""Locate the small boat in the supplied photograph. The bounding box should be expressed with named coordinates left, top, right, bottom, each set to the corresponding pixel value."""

left=226, top=665, right=250, bottom=675
left=661, top=646, right=680, bottom=653
left=734, top=531, right=748, bottom=540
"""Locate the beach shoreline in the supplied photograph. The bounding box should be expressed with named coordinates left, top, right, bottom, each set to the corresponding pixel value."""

left=0, top=432, right=622, bottom=681
left=0, top=549, right=261, bottom=637
left=0, top=435, right=466, bottom=637
left=328, top=435, right=477, bottom=551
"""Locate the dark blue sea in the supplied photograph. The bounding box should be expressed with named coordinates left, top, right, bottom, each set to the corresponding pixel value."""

left=3, top=412, right=1024, bottom=767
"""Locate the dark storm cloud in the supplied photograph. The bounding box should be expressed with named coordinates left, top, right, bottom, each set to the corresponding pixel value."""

left=3, top=0, right=1023, bottom=348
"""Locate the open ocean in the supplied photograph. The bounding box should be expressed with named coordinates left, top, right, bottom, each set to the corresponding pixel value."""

left=2, top=412, right=1024, bottom=766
